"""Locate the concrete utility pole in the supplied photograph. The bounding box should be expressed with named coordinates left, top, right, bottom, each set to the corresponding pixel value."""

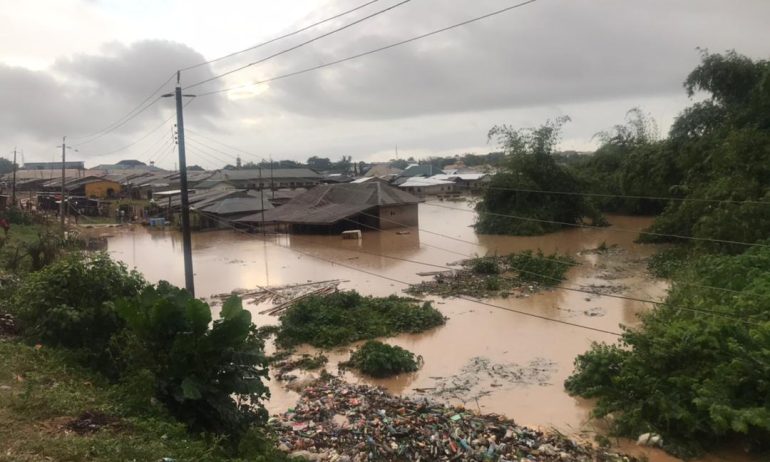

left=11, top=148, right=17, bottom=208
left=163, top=71, right=196, bottom=295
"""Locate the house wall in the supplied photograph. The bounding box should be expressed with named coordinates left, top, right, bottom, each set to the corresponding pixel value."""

left=85, top=181, right=122, bottom=199
left=378, top=203, right=418, bottom=229
left=402, top=184, right=453, bottom=196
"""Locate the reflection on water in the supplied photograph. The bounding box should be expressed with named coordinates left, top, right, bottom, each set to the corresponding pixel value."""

left=106, top=201, right=742, bottom=462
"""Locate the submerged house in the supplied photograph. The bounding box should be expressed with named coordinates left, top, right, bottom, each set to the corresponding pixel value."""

left=157, top=189, right=274, bottom=229
left=429, top=172, right=490, bottom=191
left=397, top=177, right=456, bottom=196
left=236, top=183, right=419, bottom=233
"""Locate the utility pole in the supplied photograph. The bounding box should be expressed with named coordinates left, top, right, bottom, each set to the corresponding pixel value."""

left=57, top=137, right=76, bottom=234
left=163, top=71, right=196, bottom=295
left=11, top=148, right=17, bottom=208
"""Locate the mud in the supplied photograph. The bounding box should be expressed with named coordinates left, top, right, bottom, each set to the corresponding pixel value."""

left=105, top=202, right=748, bottom=461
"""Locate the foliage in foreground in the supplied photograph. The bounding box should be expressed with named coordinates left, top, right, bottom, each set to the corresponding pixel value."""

left=6, top=249, right=274, bottom=448
left=276, top=290, right=445, bottom=348
left=11, top=252, right=145, bottom=372
left=0, top=341, right=296, bottom=462
left=115, top=283, right=271, bottom=438
left=475, top=116, right=605, bottom=235
left=565, top=243, right=770, bottom=456
left=342, top=340, right=420, bottom=378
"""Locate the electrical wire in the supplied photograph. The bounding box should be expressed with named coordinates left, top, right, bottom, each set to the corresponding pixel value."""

left=70, top=70, right=175, bottom=146
left=180, top=0, right=382, bottom=71
left=425, top=202, right=770, bottom=249
left=194, top=209, right=624, bottom=336
left=210, top=208, right=764, bottom=325
left=185, top=0, right=414, bottom=91
left=481, top=186, right=770, bottom=207
left=330, top=212, right=767, bottom=322
left=196, top=0, right=540, bottom=97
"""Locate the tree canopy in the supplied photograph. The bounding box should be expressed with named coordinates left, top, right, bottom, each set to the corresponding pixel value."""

left=475, top=116, right=604, bottom=235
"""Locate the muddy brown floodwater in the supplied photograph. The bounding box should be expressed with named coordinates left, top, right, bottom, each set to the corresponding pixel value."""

left=104, top=200, right=752, bottom=462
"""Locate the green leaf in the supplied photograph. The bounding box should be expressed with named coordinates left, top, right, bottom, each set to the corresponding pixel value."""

left=220, top=295, right=243, bottom=320
left=181, top=377, right=202, bottom=400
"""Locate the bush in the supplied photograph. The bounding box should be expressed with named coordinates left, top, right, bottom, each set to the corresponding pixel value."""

left=508, top=250, right=575, bottom=285
left=342, top=340, right=420, bottom=378
left=471, top=257, right=500, bottom=275
left=12, top=253, right=145, bottom=368
left=276, top=290, right=445, bottom=348
left=647, top=246, right=692, bottom=278
left=115, top=283, right=270, bottom=440
left=565, top=244, right=770, bottom=456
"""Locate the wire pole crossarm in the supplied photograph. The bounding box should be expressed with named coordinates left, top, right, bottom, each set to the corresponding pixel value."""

left=162, top=71, right=197, bottom=295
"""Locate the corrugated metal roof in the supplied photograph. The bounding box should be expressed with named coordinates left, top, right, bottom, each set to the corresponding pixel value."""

left=198, top=195, right=274, bottom=215
left=237, top=183, right=418, bottom=225
left=219, top=168, right=321, bottom=181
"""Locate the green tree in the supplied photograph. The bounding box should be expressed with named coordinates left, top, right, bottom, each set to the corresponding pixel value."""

left=0, top=157, right=14, bottom=174
left=475, top=116, right=604, bottom=235
left=307, top=156, right=333, bottom=171
left=640, top=50, right=770, bottom=251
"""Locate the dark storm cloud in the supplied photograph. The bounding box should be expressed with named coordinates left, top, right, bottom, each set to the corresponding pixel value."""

left=244, top=0, right=769, bottom=120
left=0, top=40, right=221, bottom=147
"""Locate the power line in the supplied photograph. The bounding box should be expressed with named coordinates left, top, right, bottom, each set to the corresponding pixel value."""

left=180, top=0, right=382, bottom=71
left=343, top=210, right=762, bottom=311
left=70, top=71, right=176, bottom=146
left=185, top=135, right=241, bottom=162
left=184, top=0, right=414, bottom=91
left=197, top=208, right=764, bottom=327
left=425, top=202, right=770, bottom=249
left=482, top=186, right=770, bottom=207
left=81, top=112, right=175, bottom=158
left=196, top=0, right=539, bottom=97
left=195, top=209, right=623, bottom=336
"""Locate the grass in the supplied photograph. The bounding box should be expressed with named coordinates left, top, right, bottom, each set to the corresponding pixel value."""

left=0, top=340, right=271, bottom=462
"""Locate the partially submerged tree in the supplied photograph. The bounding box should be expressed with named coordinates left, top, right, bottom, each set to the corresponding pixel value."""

left=475, top=116, right=604, bottom=235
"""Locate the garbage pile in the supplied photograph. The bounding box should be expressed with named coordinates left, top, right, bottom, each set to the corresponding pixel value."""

left=271, top=376, right=637, bottom=461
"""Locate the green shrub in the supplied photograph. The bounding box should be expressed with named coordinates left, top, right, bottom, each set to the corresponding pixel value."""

left=276, top=290, right=445, bottom=348
left=471, top=257, right=500, bottom=275
left=647, top=246, right=692, bottom=278
left=565, top=244, right=770, bottom=456
left=115, top=283, right=270, bottom=440
left=508, top=250, right=574, bottom=285
left=342, top=340, right=420, bottom=378
left=12, top=253, right=145, bottom=366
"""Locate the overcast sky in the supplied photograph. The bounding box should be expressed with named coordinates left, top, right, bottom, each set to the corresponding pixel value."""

left=1, top=0, right=769, bottom=170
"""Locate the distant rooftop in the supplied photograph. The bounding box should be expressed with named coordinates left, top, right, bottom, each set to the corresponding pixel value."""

left=22, top=161, right=85, bottom=170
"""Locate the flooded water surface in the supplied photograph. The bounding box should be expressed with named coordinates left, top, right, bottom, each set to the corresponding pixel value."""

left=105, top=200, right=742, bottom=462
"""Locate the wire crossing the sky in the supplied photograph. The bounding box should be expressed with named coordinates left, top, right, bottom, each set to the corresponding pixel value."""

left=185, top=0, right=414, bottom=91
left=195, top=0, right=540, bottom=96
left=180, top=0, right=382, bottom=71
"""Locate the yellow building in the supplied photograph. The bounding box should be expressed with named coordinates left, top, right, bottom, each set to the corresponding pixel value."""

left=84, top=180, right=122, bottom=199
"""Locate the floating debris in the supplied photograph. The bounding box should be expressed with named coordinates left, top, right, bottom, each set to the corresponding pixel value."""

left=426, top=357, right=557, bottom=403
left=271, top=376, right=637, bottom=461
left=210, top=279, right=348, bottom=315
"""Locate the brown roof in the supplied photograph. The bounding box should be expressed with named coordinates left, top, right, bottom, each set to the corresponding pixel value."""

left=236, top=183, right=418, bottom=225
